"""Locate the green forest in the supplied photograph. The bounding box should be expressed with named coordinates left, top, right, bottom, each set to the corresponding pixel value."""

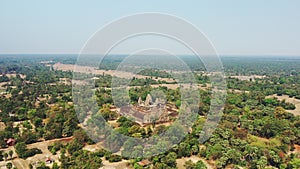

left=0, top=55, right=299, bottom=169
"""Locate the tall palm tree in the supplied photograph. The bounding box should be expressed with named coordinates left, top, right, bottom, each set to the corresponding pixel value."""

left=6, top=162, right=12, bottom=169
left=8, top=150, right=13, bottom=160
left=3, top=152, right=8, bottom=161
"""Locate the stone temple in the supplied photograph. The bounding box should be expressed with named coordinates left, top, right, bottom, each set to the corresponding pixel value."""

left=119, top=94, right=178, bottom=126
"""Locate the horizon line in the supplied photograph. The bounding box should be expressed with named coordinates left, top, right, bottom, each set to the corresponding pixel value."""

left=1, top=53, right=300, bottom=57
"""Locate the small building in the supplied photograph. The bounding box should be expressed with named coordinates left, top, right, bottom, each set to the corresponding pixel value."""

left=91, top=77, right=100, bottom=80
left=8, top=112, right=16, bottom=117
left=6, top=138, right=16, bottom=146
left=138, top=159, right=151, bottom=167
left=45, top=157, right=54, bottom=164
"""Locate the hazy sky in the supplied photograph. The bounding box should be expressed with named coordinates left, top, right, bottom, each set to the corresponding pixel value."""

left=0, top=0, right=300, bottom=55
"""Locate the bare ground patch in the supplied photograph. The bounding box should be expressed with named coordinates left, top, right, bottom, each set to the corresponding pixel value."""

left=266, top=94, right=300, bottom=116
left=228, top=75, right=266, bottom=81
left=176, top=155, right=213, bottom=169
left=53, top=63, right=176, bottom=83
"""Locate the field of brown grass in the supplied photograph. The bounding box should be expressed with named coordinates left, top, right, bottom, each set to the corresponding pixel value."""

left=53, top=63, right=176, bottom=83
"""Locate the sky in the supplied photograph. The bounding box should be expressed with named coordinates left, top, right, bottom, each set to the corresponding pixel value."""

left=0, top=0, right=300, bottom=56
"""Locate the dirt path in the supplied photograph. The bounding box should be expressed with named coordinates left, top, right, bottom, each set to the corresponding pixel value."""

left=228, top=89, right=249, bottom=94
left=289, top=144, right=300, bottom=155
left=12, top=158, right=29, bottom=169
left=100, top=159, right=131, bottom=169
